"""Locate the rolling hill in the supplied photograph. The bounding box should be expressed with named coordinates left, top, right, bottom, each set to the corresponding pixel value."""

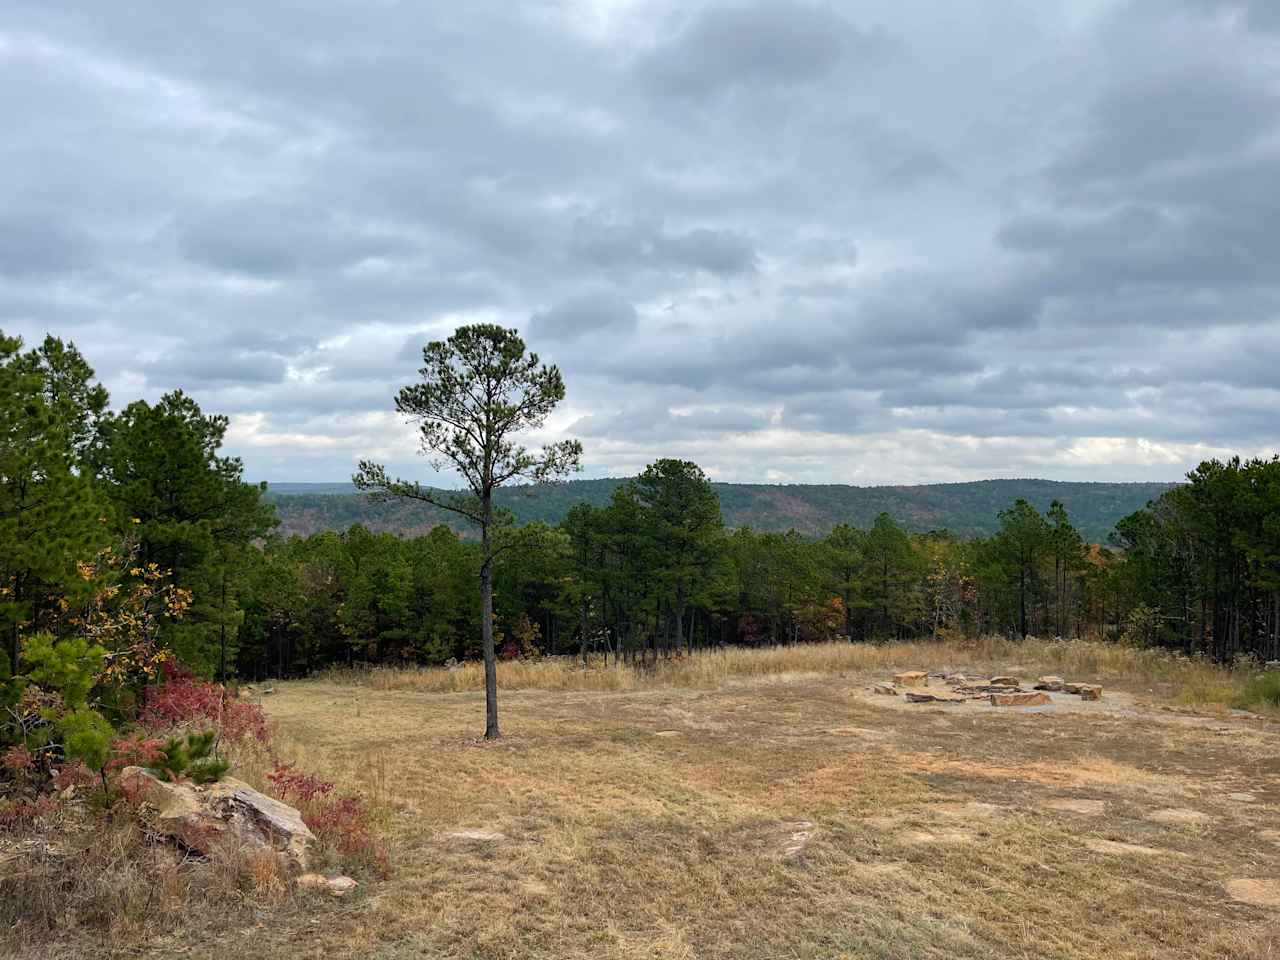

left=263, top=478, right=1175, bottom=543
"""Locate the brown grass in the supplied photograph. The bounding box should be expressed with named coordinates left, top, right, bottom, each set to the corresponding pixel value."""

left=324, top=637, right=1268, bottom=711
left=223, top=640, right=1280, bottom=959
left=11, top=638, right=1279, bottom=959
left=0, top=805, right=308, bottom=958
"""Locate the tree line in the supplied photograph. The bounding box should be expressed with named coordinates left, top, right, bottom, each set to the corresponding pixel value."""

left=5, top=326, right=1280, bottom=734
left=233, top=457, right=1280, bottom=677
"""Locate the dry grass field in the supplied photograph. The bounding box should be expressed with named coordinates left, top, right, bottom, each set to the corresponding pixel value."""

left=23, top=640, right=1280, bottom=959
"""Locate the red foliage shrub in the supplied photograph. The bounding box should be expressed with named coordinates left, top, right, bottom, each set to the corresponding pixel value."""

left=0, top=795, right=58, bottom=832
left=2, top=744, right=34, bottom=773
left=265, top=762, right=333, bottom=803
left=140, top=661, right=269, bottom=745
left=51, top=760, right=95, bottom=792
left=105, top=736, right=166, bottom=774
left=266, top=762, right=389, bottom=877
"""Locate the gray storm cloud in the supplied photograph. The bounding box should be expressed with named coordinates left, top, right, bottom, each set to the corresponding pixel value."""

left=1, top=0, right=1278, bottom=484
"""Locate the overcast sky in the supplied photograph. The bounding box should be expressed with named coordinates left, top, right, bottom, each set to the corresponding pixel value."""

left=3, top=1, right=1278, bottom=485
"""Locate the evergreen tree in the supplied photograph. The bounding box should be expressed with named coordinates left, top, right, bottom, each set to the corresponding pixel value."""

left=1047, top=500, right=1086, bottom=638
left=990, top=499, right=1051, bottom=638
left=632, top=459, right=724, bottom=657
left=860, top=513, right=922, bottom=639
left=92, top=390, right=276, bottom=674
left=0, top=334, right=108, bottom=676
left=821, top=523, right=865, bottom=642
left=354, top=324, right=581, bottom=739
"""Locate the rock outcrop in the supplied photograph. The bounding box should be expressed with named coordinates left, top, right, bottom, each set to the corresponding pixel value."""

left=119, top=766, right=314, bottom=870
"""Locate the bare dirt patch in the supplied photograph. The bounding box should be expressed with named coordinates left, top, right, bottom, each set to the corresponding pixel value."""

left=1083, top=838, right=1167, bottom=857
left=1045, top=798, right=1107, bottom=816
left=900, top=829, right=974, bottom=845
left=1225, top=879, right=1280, bottom=908
left=931, top=801, right=1003, bottom=819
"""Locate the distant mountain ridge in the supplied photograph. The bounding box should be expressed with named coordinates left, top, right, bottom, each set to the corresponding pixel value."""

left=262, top=477, right=1176, bottom=543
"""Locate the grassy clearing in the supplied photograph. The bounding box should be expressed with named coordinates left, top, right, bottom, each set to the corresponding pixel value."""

left=323, top=637, right=1278, bottom=713
left=216, top=639, right=1280, bottom=960
left=13, top=640, right=1280, bottom=959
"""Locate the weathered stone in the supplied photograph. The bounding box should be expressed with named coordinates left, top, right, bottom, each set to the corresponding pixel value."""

left=893, top=671, right=927, bottom=686
left=1034, top=676, right=1066, bottom=691
left=781, top=820, right=814, bottom=861
left=990, top=691, right=1052, bottom=707
left=905, top=689, right=965, bottom=704
left=298, top=873, right=358, bottom=897
left=988, top=675, right=1020, bottom=687
left=119, top=767, right=314, bottom=870
left=327, top=875, right=358, bottom=896
left=119, top=766, right=229, bottom=854
left=1074, top=684, right=1102, bottom=701
left=871, top=682, right=898, bottom=695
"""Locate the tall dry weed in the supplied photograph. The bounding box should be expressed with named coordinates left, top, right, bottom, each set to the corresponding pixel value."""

left=322, top=637, right=1246, bottom=704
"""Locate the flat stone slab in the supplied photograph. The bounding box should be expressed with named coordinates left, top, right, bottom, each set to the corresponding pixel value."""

left=906, top=689, right=966, bottom=704
left=781, top=820, right=815, bottom=861
left=991, top=691, right=1052, bottom=707
left=1225, top=878, right=1280, bottom=907
left=298, top=873, right=358, bottom=897
left=893, top=671, right=928, bottom=686
left=1226, top=792, right=1257, bottom=803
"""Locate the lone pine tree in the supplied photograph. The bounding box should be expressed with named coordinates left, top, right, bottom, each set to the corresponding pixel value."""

left=354, top=324, right=581, bottom=739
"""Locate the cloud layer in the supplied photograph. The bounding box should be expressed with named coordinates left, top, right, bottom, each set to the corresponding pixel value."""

left=3, top=1, right=1278, bottom=485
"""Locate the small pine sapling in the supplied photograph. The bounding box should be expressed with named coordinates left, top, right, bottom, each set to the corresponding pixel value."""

left=145, top=730, right=229, bottom=785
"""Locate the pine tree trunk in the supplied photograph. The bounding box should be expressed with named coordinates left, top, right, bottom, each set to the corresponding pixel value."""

left=481, top=491, right=499, bottom=740
left=1019, top=562, right=1027, bottom=639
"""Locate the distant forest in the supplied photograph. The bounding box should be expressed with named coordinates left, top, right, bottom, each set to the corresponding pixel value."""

left=7, top=328, right=1279, bottom=702
left=265, top=478, right=1176, bottom=544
